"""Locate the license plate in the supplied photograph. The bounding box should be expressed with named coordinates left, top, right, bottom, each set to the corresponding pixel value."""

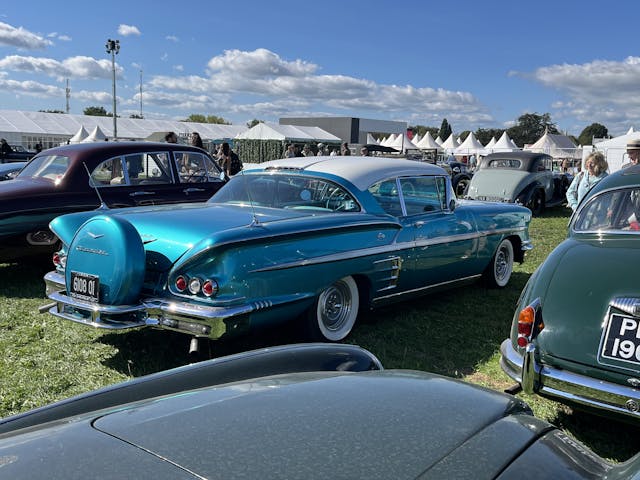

left=600, top=313, right=640, bottom=365
left=69, top=271, right=99, bottom=303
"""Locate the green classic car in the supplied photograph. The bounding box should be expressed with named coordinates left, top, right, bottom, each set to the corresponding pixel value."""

left=501, top=164, right=640, bottom=421
left=1, top=343, right=639, bottom=479
left=42, top=156, right=532, bottom=351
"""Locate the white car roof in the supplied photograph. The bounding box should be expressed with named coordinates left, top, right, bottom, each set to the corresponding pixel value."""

left=248, top=156, right=447, bottom=190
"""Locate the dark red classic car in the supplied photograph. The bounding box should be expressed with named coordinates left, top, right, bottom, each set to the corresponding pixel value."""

left=0, top=142, right=225, bottom=262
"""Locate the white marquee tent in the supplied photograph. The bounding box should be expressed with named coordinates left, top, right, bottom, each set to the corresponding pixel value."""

left=454, top=132, right=484, bottom=156
left=235, top=122, right=340, bottom=143
left=69, top=125, right=89, bottom=143
left=525, top=129, right=580, bottom=160
left=594, top=130, right=640, bottom=172
left=415, top=132, right=442, bottom=150
left=441, top=133, right=460, bottom=152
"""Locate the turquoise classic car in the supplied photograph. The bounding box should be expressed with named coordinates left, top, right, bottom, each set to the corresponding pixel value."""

left=42, top=156, right=532, bottom=349
left=501, top=164, right=640, bottom=421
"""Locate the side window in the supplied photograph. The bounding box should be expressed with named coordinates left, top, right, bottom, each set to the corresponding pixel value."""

left=127, top=152, right=172, bottom=185
left=401, top=176, right=446, bottom=216
left=575, top=188, right=640, bottom=232
left=175, top=152, right=217, bottom=183
left=90, top=157, right=125, bottom=186
left=369, top=179, right=403, bottom=216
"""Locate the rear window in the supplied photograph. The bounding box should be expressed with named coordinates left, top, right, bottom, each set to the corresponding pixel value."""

left=487, top=159, right=522, bottom=169
left=18, top=154, right=70, bottom=183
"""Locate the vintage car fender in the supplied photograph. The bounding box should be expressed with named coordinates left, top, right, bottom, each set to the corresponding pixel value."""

left=515, top=180, right=545, bottom=206
left=65, top=215, right=145, bottom=305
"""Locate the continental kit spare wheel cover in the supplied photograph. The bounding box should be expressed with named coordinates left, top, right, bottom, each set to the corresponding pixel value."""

left=65, top=215, right=145, bottom=305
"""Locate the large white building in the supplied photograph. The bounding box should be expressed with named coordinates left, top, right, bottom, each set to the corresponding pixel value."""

left=0, top=110, right=246, bottom=150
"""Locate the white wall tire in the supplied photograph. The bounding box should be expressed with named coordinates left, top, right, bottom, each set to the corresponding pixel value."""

left=485, top=239, right=514, bottom=288
left=307, top=276, right=359, bottom=342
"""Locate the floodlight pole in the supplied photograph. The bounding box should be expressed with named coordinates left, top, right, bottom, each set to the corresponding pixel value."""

left=106, top=39, right=120, bottom=140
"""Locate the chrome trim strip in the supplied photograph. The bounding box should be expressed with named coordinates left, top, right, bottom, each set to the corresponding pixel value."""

left=251, top=226, right=526, bottom=273
left=500, top=339, right=640, bottom=420
left=372, top=274, right=481, bottom=304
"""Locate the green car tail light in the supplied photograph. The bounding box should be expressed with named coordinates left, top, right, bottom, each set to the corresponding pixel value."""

left=517, top=300, right=544, bottom=347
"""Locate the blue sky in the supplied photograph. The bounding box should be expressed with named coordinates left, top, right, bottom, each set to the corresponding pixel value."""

left=1, top=1, right=639, bottom=136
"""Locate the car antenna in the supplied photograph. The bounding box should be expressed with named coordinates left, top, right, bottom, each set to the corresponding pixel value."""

left=238, top=169, right=260, bottom=227
left=82, top=162, right=108, bottom=210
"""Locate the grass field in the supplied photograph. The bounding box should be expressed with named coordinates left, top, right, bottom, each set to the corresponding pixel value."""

left=1, top=205, right=639, bottom=462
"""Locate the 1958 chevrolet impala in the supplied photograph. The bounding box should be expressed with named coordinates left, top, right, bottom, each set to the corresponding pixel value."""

left=42, top=156, right=532, bottom=347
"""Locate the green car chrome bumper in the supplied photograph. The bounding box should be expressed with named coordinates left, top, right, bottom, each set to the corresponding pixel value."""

left=43, top=271, right=258, bottom=339
left=500, top=339, right=640, bottom=421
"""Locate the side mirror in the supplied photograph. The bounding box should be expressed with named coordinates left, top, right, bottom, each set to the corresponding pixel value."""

left=449, top=198, right=456, bottom=211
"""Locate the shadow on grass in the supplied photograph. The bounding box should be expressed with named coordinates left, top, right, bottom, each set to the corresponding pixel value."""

left=0, top=260, right=50, bottom=298
left=350, top=272, right=530, bottom=375
left=97, top=321, right=303, bottom=378
left=552, top=407, right=640, bottom=461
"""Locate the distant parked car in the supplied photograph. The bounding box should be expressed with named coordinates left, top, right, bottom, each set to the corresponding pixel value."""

left=0, top=161, right=26, bottom=180
left=1, top=343, right=638, bottom=479
left=42, top=156, right=531, bottom=350
left=465, top=151, right=570, bottom=215
left=501, top=164, right=640, bottom=422
left=0, top=141, right=225, bottom=262
left=6, top=144, right=36, bottom=161
left=438, top=160, right=473, bottom=197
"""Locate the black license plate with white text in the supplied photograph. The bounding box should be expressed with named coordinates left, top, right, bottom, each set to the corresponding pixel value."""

left=600, top=313, right=640, bottom=366
left=69, top=271, right=100, bottom=303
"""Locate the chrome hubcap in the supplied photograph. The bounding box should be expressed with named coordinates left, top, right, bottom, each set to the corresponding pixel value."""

left=319, top=282, right=352, bottom=331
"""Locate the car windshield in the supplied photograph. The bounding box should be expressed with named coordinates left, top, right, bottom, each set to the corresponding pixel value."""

left=17, top=154, right=71, bottom=183
left=210, top=173, right=361, bottom=212
left=573, top=187, right=640, bottom=233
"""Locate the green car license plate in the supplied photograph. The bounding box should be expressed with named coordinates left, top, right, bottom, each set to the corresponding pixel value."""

left=600, top=313, right=640, bottom=365
left=69, top=271, right=99, bottom=303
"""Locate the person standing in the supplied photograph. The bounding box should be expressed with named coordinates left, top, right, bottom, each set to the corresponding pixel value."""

left=360, top=146, right=370, bottom=156
left=219, top=142, right=243, bottom=177
left=316, top=143, right=326, bottom=156
left=341, top=142, right=351, bottom=156
left=164, top=131, right=178, bottom=143
left=302, top=144, right=314, bottom=157
left=622, top=139, right=640, bottom=169
left=0, top=138, right=13, bottom=163
left=190, top=132, right=204, bottom=149
left=566, top=151, right=608, bottom=211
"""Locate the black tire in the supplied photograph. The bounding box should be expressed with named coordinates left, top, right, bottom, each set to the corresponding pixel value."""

left=453, top=176, right=471, bottom=197
left=527, top=190, right=544, bottom=216
left=305, top=276, right=359, bottom=342
left=483, top=239, right=514, bottom=288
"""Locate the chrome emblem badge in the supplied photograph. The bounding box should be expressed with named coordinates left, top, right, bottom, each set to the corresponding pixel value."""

left=87, top=231, right=104, bottom=239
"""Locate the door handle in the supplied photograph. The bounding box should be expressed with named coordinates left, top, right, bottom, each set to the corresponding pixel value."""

left=129, top=191, right=155, bottom=197
left=414, top=221, right=425, bottom=227
left=183, top=188, right=206, bottom=193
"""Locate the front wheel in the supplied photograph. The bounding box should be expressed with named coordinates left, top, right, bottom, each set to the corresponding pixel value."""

left=483, top=239, right=514, bottom=288
left=306, top=276, right=359, bottom=341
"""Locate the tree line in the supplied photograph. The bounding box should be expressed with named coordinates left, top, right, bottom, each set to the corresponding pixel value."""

left=411, top=113, right=609, bottom=147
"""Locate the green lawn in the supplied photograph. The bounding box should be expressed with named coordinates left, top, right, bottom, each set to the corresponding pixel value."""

left=1, top=205, right=638, bottom=461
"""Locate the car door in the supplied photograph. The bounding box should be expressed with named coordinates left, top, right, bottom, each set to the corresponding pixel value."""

left=173, top=151, right=226, bottom=201
left=399, top=175, right=478, bottom=288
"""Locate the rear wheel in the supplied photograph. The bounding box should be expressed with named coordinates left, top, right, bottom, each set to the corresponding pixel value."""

left=306, top=276, right=359, bottom=341
left=527, top=190, right=544, bottom=216
left=484, top=239, right=514, bottom=288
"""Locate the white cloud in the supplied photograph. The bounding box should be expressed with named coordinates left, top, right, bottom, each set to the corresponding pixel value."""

left=0, top=21, right=52, bottom=49
left=118, top=24, right=141, bottom=36
left=516, top=56, right=640, bottom=133
left=0, top=54, right=123, bottom=80
left=173, top=65, right=184, bottom=72
left=0, top=77, right=62, bottom=97
left=166, top=35, right=179, bottom=42
left=147, top=48, right=486, bottom=123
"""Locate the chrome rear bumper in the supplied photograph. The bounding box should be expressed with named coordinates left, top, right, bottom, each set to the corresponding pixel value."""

left=500, top=339, right=640, bottom=420
left=43, top=271, right=252, bottom=339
